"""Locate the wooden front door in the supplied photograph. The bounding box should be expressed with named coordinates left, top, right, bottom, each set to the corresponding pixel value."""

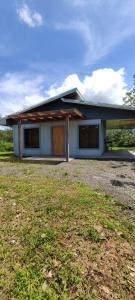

left=52, top=127, right=65, bottom=156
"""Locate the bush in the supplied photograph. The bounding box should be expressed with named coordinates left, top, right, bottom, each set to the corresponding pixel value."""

left=0, top=129, right=13, bottom=152
left=106, top=129, right=135, bottom=147
left=0, top=129, right=13, bottom=142
left=0, top=140, right=13, bottom=152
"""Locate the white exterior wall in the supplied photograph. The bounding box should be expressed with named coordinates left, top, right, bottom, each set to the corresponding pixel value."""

left=13, top=119, right=105, bottom=158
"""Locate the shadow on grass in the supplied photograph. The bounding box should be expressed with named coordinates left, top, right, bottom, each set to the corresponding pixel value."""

left=0, top=155, right=63, bottom=165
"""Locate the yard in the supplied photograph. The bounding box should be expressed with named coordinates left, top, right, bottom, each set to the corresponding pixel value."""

left=0, top=157, right=135, bottom=299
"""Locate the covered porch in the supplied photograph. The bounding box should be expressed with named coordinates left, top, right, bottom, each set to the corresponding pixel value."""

left=8, top=108, right=85, bottom=162
left=104, top=118, right=135, bottom=159
left=106, top=118, right=135, bottom=130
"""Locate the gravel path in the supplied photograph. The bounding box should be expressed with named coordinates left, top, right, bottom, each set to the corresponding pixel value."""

left=59, top=160, right=135, bottom=207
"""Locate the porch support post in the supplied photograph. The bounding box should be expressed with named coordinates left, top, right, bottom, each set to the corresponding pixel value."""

left=18, top=119, right=22, bottom=160
left=65, top=115, right=69, bottom=162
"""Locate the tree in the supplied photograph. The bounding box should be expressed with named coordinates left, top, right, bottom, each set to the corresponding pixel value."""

left=123, top=75, right=135, bottom=105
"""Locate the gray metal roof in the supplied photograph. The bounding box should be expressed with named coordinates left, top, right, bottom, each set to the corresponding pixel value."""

left=7, top=88, right=84, bottom=117
left=61, top=98, right=135, bottom=111
left=6, top=87, right=135, bottom=119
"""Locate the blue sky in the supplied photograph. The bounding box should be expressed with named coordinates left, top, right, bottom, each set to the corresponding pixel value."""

left=0, top=0, right=135, bottom=115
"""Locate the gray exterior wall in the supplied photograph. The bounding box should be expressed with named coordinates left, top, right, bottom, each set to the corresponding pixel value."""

left=13, top=119, right=105, bottom=158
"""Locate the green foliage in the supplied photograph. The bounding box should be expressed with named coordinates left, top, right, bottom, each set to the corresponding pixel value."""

left=0, top=129, right=13, bottom=151
left=0, top=140, right=13, bottom=152
left=106, top=129, right=135, bottom=148
left=0, top=129, right=13, bottom=142
left=123, top=75, right=135, bottom=105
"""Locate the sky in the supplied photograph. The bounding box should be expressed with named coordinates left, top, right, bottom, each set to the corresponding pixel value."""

left=0, top=0, right=135, bottom=116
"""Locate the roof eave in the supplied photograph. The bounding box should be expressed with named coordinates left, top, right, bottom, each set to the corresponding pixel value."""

left=62, top=99, right=135, bottom=111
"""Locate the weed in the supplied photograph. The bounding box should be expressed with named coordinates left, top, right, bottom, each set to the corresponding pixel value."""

left=80, top=227, right=101, bottom=242
left=41, top=228, right=58, bottom=242
left=101, top=219, right=116, bottom=230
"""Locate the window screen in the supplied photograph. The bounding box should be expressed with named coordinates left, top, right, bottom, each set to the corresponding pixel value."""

left=24, top=128, right=39, bottom=148
left=79, top=125, right=99, bottom=149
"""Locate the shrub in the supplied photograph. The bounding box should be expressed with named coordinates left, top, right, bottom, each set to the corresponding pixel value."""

left=0, top=140, right=13, bottom=152
left=106, top=129, right=135, bottom=147
left=0, top=129, right=13, bottom=152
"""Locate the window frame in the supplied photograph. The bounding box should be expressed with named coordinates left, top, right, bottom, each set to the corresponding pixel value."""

left=24, top=127, right=40, bottom=149
left=78, top=124, right=99, bottom=149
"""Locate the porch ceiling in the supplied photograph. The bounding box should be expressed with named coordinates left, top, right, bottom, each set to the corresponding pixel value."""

left=8, top=108, right=86, bottom=122
left=107, top=119, right=135, bottom=129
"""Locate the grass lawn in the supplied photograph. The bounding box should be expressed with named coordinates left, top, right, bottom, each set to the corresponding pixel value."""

left=112, top=147, right=135, bottom=151
left=0, top=171, right=135, bottom=300
left=0, top=151, right=14, bottom=156
left=0, top=154, right=17, bottom=163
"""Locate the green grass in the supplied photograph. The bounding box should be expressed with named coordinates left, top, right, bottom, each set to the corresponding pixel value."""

left=0, top=154, right=17, bottom=162
left=0, top=173, right=135, bottom=300
left=0, top=151, right=14, bottom=155
left=112, top=146, right=135, bottom=151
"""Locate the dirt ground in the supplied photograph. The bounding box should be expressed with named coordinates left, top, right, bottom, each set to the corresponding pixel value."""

left=0, top=159, right=135, bottom=215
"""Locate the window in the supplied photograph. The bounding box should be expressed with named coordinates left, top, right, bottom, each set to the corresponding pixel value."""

left=24, top=128, right=39, bottom=148
left=79, top=125, right=99, bottom=149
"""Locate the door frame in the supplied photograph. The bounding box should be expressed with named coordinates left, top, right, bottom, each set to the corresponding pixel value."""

left=51, top=125, right=65, bottom=156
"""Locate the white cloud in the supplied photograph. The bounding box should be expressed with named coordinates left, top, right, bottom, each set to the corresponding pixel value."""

left=17, top=3, right=44, bottom=28
left=0, top=68, right=127, bottom=117
left=58, top=1, right=135, bottom=64
left=0, top=72, right=46, bottom=116
left=47, top=68, right=127, bottom=105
